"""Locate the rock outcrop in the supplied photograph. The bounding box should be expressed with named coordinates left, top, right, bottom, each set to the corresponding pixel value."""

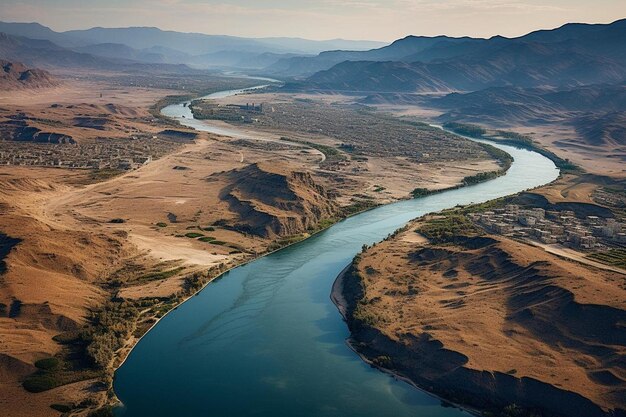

left=215, top=162, right=337, bottom=238
left=0, top=59, right=58, bottom=90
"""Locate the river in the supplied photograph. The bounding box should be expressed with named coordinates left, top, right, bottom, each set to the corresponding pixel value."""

left=114, top=85, right=559, bottom=417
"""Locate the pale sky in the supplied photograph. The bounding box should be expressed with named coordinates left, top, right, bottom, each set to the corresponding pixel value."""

left=1, top=0, right=625, bottom=41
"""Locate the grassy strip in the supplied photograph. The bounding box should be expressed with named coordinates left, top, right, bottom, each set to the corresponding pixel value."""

left=280, top=136, right=348, bottom=162
left=443, top=121, right=579, bottom=173
left=587, top=249, right=626, bottom=269
left=418, top=213, right=482, bottom=244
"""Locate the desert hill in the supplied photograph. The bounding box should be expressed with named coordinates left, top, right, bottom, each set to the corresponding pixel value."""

left=216, top=162, right=337, bottom=238
left=431, top=84, right=626, bottom=121
left=337, top=213, right=626, bottom=417
left=574, top=111, right=626, bottom=147
left=0, top=59, right=58, bottom=90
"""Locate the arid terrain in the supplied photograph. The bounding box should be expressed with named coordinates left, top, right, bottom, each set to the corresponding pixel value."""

left=336, top=177, right=626, bottom=417
left=2, top=15, right=625, bottom=417
left=0, top=68, right=504, bottom=416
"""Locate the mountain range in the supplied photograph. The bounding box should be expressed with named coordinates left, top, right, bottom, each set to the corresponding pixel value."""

left=0, top=21, right=385, bottom=70
left=296, top=19, right=626, bottom=92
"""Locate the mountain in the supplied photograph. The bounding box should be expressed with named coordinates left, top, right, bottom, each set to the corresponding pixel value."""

left=0, top=21, right=385, bottom=57
left=0, top=21, right=77, bottom=46
left=426, top=83, right=626, bottom=149
left=265, top=35, right=478, bottom=77
left=305, top=43, right=626, bottom=93
left=0, top=59, right=58, bottom=89
left=71, top=43, right=204, bottom=65
left=188, top=50, right=302, bottom=69
left=0, top=32, right=106, bottom=69
left=431, top=84, right=626, bottom=122
left=0, top=32, right=200, bottom=74
left=573, top=111, right=626, bottom=147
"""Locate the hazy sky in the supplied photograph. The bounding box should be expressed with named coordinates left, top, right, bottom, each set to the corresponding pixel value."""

left=1, top=0, right=625, bottom=41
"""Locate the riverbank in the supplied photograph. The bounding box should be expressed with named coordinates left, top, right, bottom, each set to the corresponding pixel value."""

left=333, top=201, right=625, bottom=417
left=113, top=116, right=558, bottom=417
left=331, top=264, right=483, bottom=417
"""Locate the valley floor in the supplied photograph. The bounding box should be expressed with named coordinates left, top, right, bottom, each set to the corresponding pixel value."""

left=0, top=77, right=502, bottom=416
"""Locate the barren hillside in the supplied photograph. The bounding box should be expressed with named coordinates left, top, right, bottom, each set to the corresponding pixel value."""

left=337, top=212, right=626, bottom=417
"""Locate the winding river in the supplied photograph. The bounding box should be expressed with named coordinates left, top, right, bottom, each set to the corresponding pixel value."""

left=114, top=85, right=559, bottom=417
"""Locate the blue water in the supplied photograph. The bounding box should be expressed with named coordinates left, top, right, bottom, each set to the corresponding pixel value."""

left=114, top=88, right=559, bottom=417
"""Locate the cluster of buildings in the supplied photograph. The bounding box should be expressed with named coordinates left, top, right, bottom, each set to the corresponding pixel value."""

left=470, top=204, right=626, bottom=250
left=191, top=101, right=263, bottom=123
left=0, top=137, right=178, bottom=170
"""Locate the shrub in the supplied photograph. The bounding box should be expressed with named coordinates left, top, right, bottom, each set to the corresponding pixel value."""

left=156, top=222, right=167, bottom=228
left=50, top=404, right=73, bottom=412
left=443, top=122, right=486, bottom=138
left=198, top=236, right=216, bottom=242
left=34, top=357, right=60, bottom=371
left=419, top=214, right=480, bottom=243
left=185, top=232, right=204, bottom=238
left=88, top=406, right=114, bottom=417
left=23, top=374, right=60, bottom=393
left=411, top=188, right=433, bottom=198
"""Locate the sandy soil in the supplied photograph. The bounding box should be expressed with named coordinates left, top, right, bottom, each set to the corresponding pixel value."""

left=0, top=79, right=506, bottom=416
left=351, top=222, right=626, bottom=414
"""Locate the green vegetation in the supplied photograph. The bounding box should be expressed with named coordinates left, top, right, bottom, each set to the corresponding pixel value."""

left=418, top=214, right=481, bottom=243
left=280, top=137, right=347, bottom=162
left=443, top=122, right=487, bottom=138
left=267, top=234, right=308, bottom=252
left=23, top=374, right=60, bottom=393
left=341, top=198, right=380, bottom=217
left=203, top=226, right=216, bottom=231
left=372, top=355, right=393, bottom=368
left=198, top=236, right=216, bottom=242
left=184, top=232, right=204, bottom=238
left=50, top=404, right=74, bottom=413
left=136, top=267, right=185, bottom=283
left=495, top=130, right=534, bottom=146
left=149, top=94, right=194, bottom=121
left=481, top=142, right=514, bottom=170
left=488, top=130, right=579, bottom=172
left=87, top=406, right=115, bottom=417
left=34, top=357, right=60, bottom=371
left=23, top=352, right=100, bottom=394
left=411, top=188, right=434, bottom=198
left=587, top=249, right=626, bottom=269
left=156, top=222, right=168, bottom=228
left=85, top=169, right=124, bottom=183
left=316, top=218, right=338, bottom=230
left=444, top=121, right=580, bottom=173
left=84, top=301, right=139, bottom=369
left=462, top=170, right=501, bottom=185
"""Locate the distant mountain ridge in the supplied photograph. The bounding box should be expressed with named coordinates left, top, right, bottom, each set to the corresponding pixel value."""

left=270, top=19, right=626, bottom=79
left=0, top=31, right=215, bottom=75
left=297, top=19, right=626, bottom=92
left=0, top=21, right=386, bottom=70
left=0, top=59, right=58, bottom=89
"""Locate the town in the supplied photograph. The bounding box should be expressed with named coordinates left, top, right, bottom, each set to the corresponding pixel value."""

left=190, top=101, right=263, bottom=123
left=0, top=136, right=179, bottom=170
left=470, top=204, right=626, bottom=250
